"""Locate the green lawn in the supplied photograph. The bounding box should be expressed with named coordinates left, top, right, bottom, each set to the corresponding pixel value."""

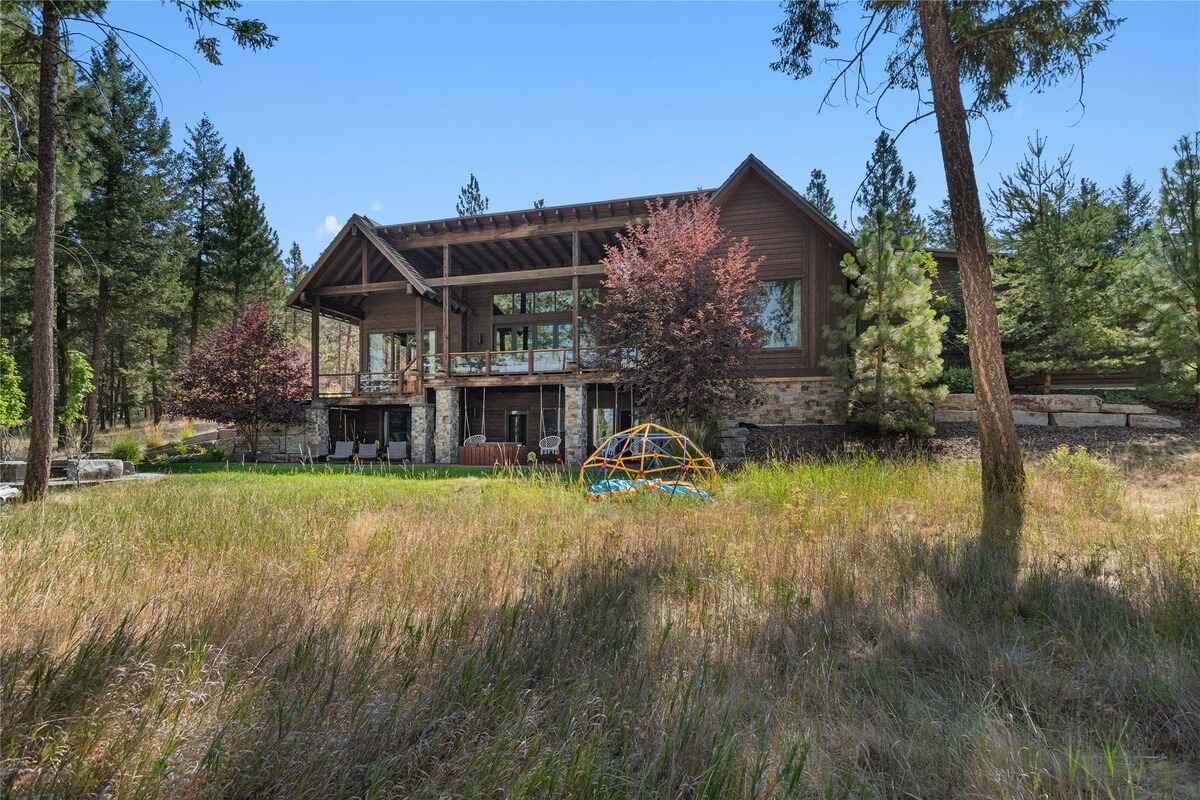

left=2, top=451, right=1198, bottom=798
left=146, top=460, right=559, bottom=480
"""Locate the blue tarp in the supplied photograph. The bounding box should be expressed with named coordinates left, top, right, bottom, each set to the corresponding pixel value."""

left=586, top=477, right=712, bottom=501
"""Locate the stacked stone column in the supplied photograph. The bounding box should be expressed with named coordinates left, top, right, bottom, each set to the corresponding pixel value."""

left=563, top=383, right=588, bottom=466
left=303, top=401, right=329, bottom=461
left=409, top=403, right=435, bottom=463
left=434, top=387, right=460, bottom=464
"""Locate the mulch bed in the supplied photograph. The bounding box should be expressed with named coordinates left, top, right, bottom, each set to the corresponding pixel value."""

left=743, top=406, right=1200, bottom=462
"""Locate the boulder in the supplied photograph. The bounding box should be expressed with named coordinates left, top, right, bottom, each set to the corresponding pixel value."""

left=1012, top=394, right=1102, bottom=414
left=935, top=409, right=977, bottom=423
left=1102, top=403, right=1156, bottom=415
left=65, top=459, right=125, bottom=481
left=1128, top=414, right=1183, bottom=429
left=1012, top=410, right=1049, bottom=426
left=939, top=394, right=977, bottom=411
left=1050, top=412, right=1127, bottom=428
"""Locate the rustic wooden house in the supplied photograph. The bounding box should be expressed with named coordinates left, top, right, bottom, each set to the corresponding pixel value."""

left=286, top=154, right=959, bottom=464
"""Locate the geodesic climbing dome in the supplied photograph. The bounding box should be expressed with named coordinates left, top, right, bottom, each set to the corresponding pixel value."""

left=580, top=422, right=717, bottom=501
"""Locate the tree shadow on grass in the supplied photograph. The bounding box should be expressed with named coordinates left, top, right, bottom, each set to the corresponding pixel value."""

left=742, top=515, right=1200, bottom=797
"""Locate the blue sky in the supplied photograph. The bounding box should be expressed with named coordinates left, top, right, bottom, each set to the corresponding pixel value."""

left=98, top=1, right=1199, bottom=264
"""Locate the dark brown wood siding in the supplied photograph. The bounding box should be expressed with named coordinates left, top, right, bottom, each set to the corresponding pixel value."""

left=716, top=169, right=848, bottom=377
left=459, top=386, right=564, bottom=451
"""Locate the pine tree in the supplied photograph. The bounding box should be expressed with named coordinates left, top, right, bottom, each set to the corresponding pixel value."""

left=285, top=241, right=306, bottom=288
left=857, top=132, right=924, bottom=241
left=1109, top=172, right=1154, bottom=253
left=73, top=36, right=180, bottom=447
left=1124, top=133, right=1200, bottom=411
left=825, top=213, right=948, bottom=436
left=456, top=173, right=488, bottom=216
left=284, top=241, right=306, bottom=339
left=927, top=198, right=956, bottom=249
left=804, top=168, right=836, bottom=218
left=18, top=0, right=275, bottom=502
left=183, top=114, right=227, bottom=350
left=215, top=147, right=282, bottom=308
left=990, top=136, right=1133, bottom=386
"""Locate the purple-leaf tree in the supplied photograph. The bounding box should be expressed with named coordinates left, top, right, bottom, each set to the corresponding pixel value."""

left=596, top=196, right=765, bottom=424
left=168, top=304, right=309, bottom=458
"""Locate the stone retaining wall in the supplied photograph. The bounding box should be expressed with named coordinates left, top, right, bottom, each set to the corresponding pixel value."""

left=935, top=394, right=1181, bottom=429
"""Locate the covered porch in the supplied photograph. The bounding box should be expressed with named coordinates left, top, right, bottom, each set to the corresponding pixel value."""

left=310, top=382, right=636, bottom=467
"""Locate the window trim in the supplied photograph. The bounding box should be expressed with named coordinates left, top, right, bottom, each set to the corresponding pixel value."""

left=758, top=278, right=804, bottom=350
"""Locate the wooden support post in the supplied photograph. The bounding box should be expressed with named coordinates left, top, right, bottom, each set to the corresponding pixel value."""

left=415, top=293, right=424, bottom=396
left=572, top=231, right=581, bottom=372
left=442, top=244, right=450, bottom=375
left=311, top=294, right=320, bottom=400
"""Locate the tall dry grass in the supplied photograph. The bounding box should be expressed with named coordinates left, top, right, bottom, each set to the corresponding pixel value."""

left=1, top=451, right=1198, bottom=798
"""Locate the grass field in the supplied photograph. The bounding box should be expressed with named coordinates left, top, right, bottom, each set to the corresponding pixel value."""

left=2, top=449, right=1198, bottom=798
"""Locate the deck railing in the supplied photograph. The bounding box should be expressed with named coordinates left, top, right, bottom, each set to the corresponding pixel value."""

left=318, top=347, right=616, bottom=397
left=443, top=348, right=590, bottom=377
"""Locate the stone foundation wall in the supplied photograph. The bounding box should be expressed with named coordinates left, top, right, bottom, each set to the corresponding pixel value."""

left=734, top=378, right=846, bottom=426
left=229, top=403, right=329, bottom=461
left=718, top=378, right=847, bottom=463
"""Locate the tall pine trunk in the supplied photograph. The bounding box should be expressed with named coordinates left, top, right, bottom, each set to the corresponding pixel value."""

left=917, top=2, right=1025, bottom=539
left=84, top=276, right=108, bottom=450
left=23, top=0, right=60, bottom=502
left=189, top=255, right=203, bottom=352
left=55, top=279, right=69, bottom=448
left=188, top=202, right=207, bottom=352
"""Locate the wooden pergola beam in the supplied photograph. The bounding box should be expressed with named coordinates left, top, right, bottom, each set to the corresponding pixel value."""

left=426, top=264, right=604, bottom=288
left=316, top=280, right=410, bottom=298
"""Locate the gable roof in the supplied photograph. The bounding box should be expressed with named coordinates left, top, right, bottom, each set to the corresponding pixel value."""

left=711, top=154, right=855, bottom=250
left=286, top=213, right=438, bottom=310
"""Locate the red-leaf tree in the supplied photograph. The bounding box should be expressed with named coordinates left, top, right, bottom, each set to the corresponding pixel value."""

left=596, top=196, right=765, bottom=423
left=168, top=304, right=309, bottom=457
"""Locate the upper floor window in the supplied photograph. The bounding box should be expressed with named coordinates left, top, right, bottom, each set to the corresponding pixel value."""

left=759, top=279, right=802, bottom=348
left=492, top=289, right=582, bottom=316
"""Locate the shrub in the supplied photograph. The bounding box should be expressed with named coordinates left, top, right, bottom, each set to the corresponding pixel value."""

left=942, top=366, right=973, bottom=393
left=110, top=437, right=142, bottom=463
left=204, top=445, right=227, bottom=462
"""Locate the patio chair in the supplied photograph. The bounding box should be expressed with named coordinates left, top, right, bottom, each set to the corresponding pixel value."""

left=357, top=442, right=379, bottom=462
left=463, top=434, right=486, bottom=446
left=538, top=435, right=561, bottom=459
left=387, top=441, right=408, bottom=463
left=328, top=440, right=354, bottom=463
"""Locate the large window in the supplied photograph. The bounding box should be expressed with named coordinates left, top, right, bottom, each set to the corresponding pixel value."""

left=369, top=330, right=436, bottom=374
left=368, top=332, right=407, bottom=373
left=493, top=326, right=528, bottom=351
left=759, top=280, right=802, bottom=348
left=492, top=289, right=580, bottom=316
left=532, top=322, right=572, bottom=349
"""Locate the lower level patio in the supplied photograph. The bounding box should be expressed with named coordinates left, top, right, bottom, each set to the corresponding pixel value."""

left=312, top=383, right=639, bottom=467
